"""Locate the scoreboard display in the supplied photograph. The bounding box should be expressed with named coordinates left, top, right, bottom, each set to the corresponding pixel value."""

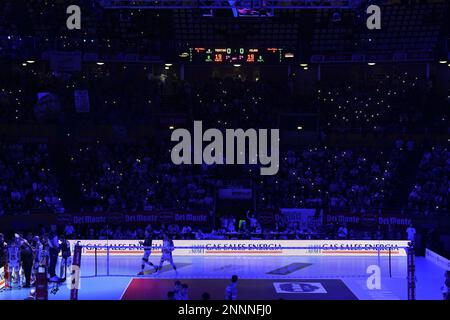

left=186, top=47, right=291, bottom=64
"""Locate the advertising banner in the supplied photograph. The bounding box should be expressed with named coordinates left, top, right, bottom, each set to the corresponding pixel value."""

left=276, top=208, right=321, bottom=229
left=57, top=210, right=210, bottom=226
left=0, top=211, right=210, bottom=231
left=218, top=188, right=252, bottom=200
left=50, top=51, right=82, bottom=72
left=425, top=249, right=450, bottom=270
left=324, top=212, right=412, bottom=227
left=69, top=240, right=409, bottom=257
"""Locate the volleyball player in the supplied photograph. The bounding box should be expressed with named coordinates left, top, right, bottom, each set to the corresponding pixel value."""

left=138, top=229, right=158, bottom=275
left=8, top=234, right=22, bottom=288
left=157, top=234, right=177, bottom=274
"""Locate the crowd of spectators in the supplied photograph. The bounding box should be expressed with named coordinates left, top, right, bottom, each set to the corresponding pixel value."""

left=0, top=64, right=163, bottom=125
left=408, top=145, right=449, bottom=214
left=0, top=63, right=297, bottom=127
left=10, top=217, right=406, bottom=244
left=64, top=138, right=428, bottom=216
left=1, top=62, right=448, bottom=134
left=0, top=63, right=448, bottom=219
left=68, top=140, right=216, bottom=213
left=0, top=142, right=64, bottom=215
left=256, top=144, right=406, bottom=212
left=0, top=87, right=32, bottom=123
left=316, top=73, right=448, bottom=136
left=184, top=77, right=290, bottom=129
left=0, top=0, right=166, bottom=56
left=1, top=139, right=446, bottom=222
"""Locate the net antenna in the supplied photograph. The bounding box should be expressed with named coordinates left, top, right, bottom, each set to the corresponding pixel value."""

left=407, top=242, right=416, bottom=300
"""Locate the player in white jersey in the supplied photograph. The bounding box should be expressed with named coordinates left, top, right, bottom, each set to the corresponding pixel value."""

left=31, top=236, right=43, bottom=284
left=41, top=234, right=50, bottom=268
left=0, top=233, right=7, bottom=290
left=157, top=234, right=177, bottom=274
left=8, top=235, right=22, bottom=288
left=32, top=236, right=43, bottom=269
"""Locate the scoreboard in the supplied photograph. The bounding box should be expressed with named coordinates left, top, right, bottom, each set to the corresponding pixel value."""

left=185, top=47, right=292, bottom=64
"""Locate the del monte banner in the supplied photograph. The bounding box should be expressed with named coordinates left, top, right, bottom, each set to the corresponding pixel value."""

left=0, top=210, right=210, bottom=231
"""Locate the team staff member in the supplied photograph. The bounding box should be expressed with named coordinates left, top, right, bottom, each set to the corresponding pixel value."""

left=59, top=234, right=72, bottom=279
left=0, top=233, right=7, bottom=286
left=48, top=226, right=60, bottom=281
left=20, top=237, right=34, bottom=288
left=0, top=234, right=6, bottom=268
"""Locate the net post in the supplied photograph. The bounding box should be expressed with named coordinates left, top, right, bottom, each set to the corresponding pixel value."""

left=377, top=245, right=381, bottom=267
left=106, top=245, right=110, bottom=277
left=70, top=242, right=82, bottom=301
left=407, top=242, right=416, bottom=300
left=389, top=247, right=392, bottom=278
left=95, top=246, right=98, bottom=277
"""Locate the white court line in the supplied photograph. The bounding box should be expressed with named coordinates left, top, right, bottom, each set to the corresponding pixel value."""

left=119, top=278, right=135, bottom=300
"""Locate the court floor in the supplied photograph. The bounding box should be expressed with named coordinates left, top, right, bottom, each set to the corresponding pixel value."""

left=0, top=255, right=445, bottom=300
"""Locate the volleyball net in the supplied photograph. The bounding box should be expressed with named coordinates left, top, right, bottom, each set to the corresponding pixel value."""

left=69, top=239, right=414, bottom=296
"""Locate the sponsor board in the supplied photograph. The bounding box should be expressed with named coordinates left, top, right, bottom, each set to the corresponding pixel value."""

left=276, top=208, right=321, bottom=229
left=0, top=211, right=210, bottom=231
left=325, top=212, right=412, bottom=226
left=68, top=240, right=409, bottom=257
left=218, top=188, right=252, bottom=199
left=273, top=282, right=327, bottom=294
left=57, top=210, right=209, bottom=226
left=49, top=51, right=82, bottom=72
left=425, top=249, right=450, bottom=270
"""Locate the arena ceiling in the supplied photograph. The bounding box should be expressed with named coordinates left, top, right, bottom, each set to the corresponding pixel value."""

left=0, top=0, right=448, bottom=62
